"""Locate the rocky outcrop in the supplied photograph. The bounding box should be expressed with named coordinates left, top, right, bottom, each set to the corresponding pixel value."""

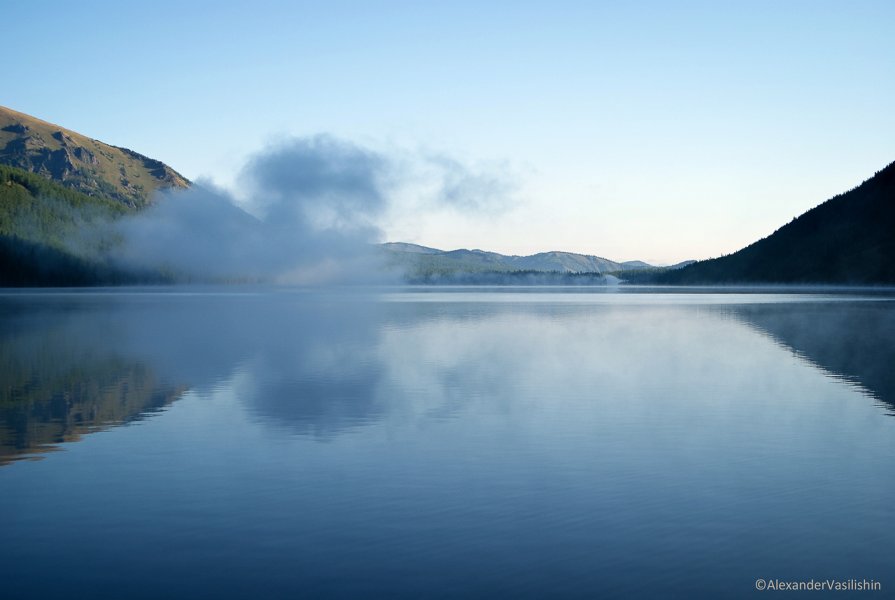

left=0, top=105, right=190, bottom=207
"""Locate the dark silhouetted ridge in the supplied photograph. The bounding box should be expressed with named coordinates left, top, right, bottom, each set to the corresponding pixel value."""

left=657, top=161, right=895, bottom=284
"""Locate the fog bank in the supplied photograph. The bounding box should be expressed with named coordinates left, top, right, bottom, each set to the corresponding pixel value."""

left=112, top=135, right=515, bottom=284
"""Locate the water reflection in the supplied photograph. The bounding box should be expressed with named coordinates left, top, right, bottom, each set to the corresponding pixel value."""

left=0, top=294, right=190, bottom=464
left=0, top=363, right=182, bottom=465
left=1, top=290, right=893, bottom=464
left=0, top=290, right=390, bottom=457
left=723, top=302, right=895, bottom=411
left=242, top=297, right=895, bottom=438
left=2, top=289, right=895, bottom=598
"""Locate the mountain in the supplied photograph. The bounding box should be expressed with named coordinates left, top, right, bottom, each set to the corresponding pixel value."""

left=0, top=107, right=192, bottom=285
left=656, top=161, right=895, bottom=284
left=380, top=242, right=685, bottom=283
left=513, top=251, right=641, bottom=273
left=667, top=259, right=697, bottom=270
left=0, top=106, right=189, bottom=208
left=382, top=242, right=442, bottom=254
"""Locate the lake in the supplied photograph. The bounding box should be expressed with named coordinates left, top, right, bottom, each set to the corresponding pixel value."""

left=1, top=287, right=893, bottom=598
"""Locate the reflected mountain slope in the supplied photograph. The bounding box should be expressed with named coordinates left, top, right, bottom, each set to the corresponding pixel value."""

left=0, top=295, right=186, bottom=463
left=724, top=301, right=895, bottom=410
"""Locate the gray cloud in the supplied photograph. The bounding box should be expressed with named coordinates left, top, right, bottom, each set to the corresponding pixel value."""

left=109, top=135, right=518, bottom=283
left=242, top=135, right=391, bottom=229
left=424, top=153, right=517, bottom=213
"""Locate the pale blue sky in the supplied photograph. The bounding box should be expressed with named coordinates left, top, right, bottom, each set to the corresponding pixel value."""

left=5, top=0, right=894, bottom=262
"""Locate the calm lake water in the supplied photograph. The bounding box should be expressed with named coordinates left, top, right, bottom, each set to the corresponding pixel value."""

left=1, top=287, right=894, bottom=598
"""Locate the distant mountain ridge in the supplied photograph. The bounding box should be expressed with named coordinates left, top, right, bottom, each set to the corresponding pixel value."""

left=0, top=106, right=189, bottom=207
left=381, top=242, right=691, bottom=279
left=657, top=160, right=895, bottom=284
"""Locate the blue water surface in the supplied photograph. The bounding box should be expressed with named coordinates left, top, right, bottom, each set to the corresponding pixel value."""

left=1, top=287, right=893, bottom=598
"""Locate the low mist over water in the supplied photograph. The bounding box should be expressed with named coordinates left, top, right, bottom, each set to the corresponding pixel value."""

left=1, top=288, right=894, bottom=598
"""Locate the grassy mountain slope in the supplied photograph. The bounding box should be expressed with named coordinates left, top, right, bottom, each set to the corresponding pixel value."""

left=0, top=105, right=189, bottom=208
left=657, top=161, right=895, bottom=285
